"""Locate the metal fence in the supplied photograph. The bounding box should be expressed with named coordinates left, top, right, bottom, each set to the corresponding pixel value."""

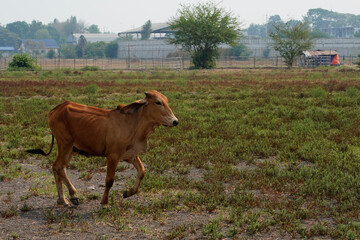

left=0, top=55, right=358, bottom=70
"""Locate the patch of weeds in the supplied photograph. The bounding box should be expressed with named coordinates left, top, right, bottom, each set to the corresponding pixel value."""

left=1, top=205, right=18, bottom=218
left=310, top=87, right=327, bottom=98
left=9, top=232, right=19, bottom=239
left=331, top=222, right=360, bottom=239
left=20, top=202, right=32, bottom=212
left=346, top=86, right=359, bottom=98
left=20, top=194, right=30, bottom=201
left=42, top=208, right=79, bottom=232
left=86, top=193, right=100, bottom=200
left=42, top=208, right=57, bottom=224
left=0, top=157, right=12, bottom=167
left=84, top=83, right=99, bottom=103
left=81, top=66, right=100, bottom=71
left=308, top=222, right=329, bottom=237
left=116, top=163, right=129, bottom=172
left=80, top=171, right=93, bottom=181
left=95, top=234, right=108, bottom=240
left=166, top=224, right=189, bottom=239
left=202, top=218, right=224, bottom=240
left=174, top=163, right=191, bottom=175
left=148, top=193, right=180, bottom=219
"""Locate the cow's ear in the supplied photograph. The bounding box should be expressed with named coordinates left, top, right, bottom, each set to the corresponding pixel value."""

left=145, top=91, right=154, bottom=99
left=120, top=101, right=146, bottom=114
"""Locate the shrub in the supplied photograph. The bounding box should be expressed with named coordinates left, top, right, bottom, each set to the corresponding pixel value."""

left=8, top=53, right=40, bottom=71
left=81, top=66, right=100, bottom=71
left=47, top=50, right=56, bottom=59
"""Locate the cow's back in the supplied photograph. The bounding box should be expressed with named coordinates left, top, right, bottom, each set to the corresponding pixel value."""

left=49, top=101, right=111, bottom=156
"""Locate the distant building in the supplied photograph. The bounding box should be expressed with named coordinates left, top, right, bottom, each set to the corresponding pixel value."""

left=0, top=46, right=15, bottom=57
left=320, top=27, right=360, bottom=38
left=117, top=39, right=178, bottom=59
left=67, top=33, right=118, bottom=44
left=118, top=23, right=174, bottom=40
left=20, top=39, right=59, bottom=55
left=301, top=50, right=340, bottom=67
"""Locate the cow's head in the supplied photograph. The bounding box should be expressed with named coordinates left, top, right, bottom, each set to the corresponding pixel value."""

left=120, top=90, right=178, bottom=127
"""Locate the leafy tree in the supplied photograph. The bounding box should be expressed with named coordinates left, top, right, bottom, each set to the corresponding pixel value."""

left=27, top=20, right=44, bottom=38
left=47, top=26, right=62, bottom=42
left=84, top=41, right=107, bottom=58
left=247, top=24, right=267, bottom=38
left=118, top=35, right=134, bottom=41
left=105, top=41, right=118, bottom=58
left=87, top=24, right=100, bottom=33
left=168, top=1, right=241, bottom=69
left=141, top=20, right=152, bottom=40
left=47, top=49, right=56, bottom=59
left=34, top=29, right=51, bottom=39
left=267, top=15, right=284, bottom=36
left=231, top=43, right=252, bottom=59
left=269, top=20, right=314, bottom=69
left=6, top=21, right=29, bottom=38
left=63, top=16, right=85, bottom=36
left=311, top=28, right=331, bottom=38
left=8, top=53, right=40, bottom=71
left=60, top=44, right=76, bottom=58
left=0, top=27, right=19, bottom=47
left=305, top=8, right=360, bottom=29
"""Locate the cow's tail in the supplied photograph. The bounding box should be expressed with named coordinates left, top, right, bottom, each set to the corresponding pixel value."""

left=25, top=135, right=54, bottom=156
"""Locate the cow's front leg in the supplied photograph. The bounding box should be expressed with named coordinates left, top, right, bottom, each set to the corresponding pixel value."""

left=123, top=156, right=145, bottom=198
left=101, top=155, right=119, bottom=206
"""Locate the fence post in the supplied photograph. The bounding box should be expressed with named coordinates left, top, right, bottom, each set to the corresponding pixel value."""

left=74, top=58, right=76, bottom=69
left=127, top=44, right=130, bottom=69
left=253, top=53, right=256, bottom=68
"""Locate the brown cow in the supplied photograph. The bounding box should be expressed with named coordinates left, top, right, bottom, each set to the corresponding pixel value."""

left=26, top=90, right=178, bottom=206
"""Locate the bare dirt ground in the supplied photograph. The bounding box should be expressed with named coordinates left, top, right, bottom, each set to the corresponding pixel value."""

left=0, top=158, right=297, bottom=240
left=0, top=158, right=213, bottom=240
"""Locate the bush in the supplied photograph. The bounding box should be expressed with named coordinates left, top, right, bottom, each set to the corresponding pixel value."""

left=8, top=53, right=40, bottom=71
left=47, top=50, right=56, bottom=59
left=81, top=66, right=99, bottom=71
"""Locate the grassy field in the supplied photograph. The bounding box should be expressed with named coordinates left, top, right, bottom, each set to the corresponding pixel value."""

left=0, top=68, right=360, bottom=239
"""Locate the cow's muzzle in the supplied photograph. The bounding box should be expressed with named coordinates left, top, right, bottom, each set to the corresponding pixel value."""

left=164, top=116, right=178, bottom=127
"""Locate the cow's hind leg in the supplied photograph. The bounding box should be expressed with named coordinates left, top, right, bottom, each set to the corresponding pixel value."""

left=123, top=156, right=145, bottom=198
left=53, top=143, right=78, bottom=206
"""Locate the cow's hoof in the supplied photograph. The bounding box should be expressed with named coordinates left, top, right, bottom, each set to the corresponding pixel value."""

left=70, top=197, right=79, bottom=206
left=123, top=191, right=129, bottom=198
left=57, top=199, right=71, bottom=207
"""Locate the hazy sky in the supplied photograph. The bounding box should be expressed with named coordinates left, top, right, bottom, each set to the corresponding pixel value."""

left=1, top=0, right=359, bottom=33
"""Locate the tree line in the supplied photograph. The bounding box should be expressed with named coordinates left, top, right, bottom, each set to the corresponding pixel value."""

left=0, top=16, right=119, bottom=58
left=247, top=8, right=360, bottom=38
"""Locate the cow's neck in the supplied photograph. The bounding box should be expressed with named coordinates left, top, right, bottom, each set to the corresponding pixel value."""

left=127, top=109, right=157, bottom=144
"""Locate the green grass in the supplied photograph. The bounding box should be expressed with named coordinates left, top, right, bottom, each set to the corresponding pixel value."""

left=1, top=68, right=360, bottom=238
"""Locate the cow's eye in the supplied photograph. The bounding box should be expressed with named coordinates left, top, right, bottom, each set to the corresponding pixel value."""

left=155, top=101, right=162, bottom=106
